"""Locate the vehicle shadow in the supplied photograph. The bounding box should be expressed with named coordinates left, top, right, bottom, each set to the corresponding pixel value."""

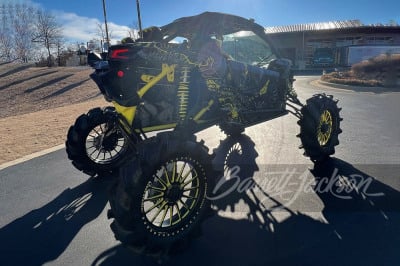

left=92, top=134, right=400, bottom=266
left=0, top=175, right=112, bottom=266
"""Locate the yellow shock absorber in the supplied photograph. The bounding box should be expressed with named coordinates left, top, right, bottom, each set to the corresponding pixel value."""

left=177, top=67, right=190, bottom=120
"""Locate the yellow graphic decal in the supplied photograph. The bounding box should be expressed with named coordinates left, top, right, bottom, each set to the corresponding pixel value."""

left=113, top=63, right=176, bottom=127
left=137, top=64, right=176, bottom=98
left=177, top=67, right=190, bottom=120
left=141, top=74, right=154, bottom=83
left=166, top=64, right=175, bottom=82
left=135, top=123, right=177, bottom=133
left=113, top=102, right=137, bottom=129
left=206, top=79, right=221, bottom=91
left=260, top=80, right=270, bottom=95
left=141, top=63, right=175, bottom=83
left=193, top=100, right=214, bottom=121
left=229, top=104, right=239, bottom=119
left=152, top=44, right=198, bottom=66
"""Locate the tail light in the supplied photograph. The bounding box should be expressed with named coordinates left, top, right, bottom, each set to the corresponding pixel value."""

left=117, top=70, right=124, bottom=78
left=110, top=48, right=129, bottom=60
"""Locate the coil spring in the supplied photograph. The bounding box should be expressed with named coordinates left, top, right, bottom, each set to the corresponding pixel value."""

left=177, top=67, right=190, bottom=120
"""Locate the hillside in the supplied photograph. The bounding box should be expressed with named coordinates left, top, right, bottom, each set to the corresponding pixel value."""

left=0, top=63, right=108, bottom=165
left=0, top=63, right=103, bottom=118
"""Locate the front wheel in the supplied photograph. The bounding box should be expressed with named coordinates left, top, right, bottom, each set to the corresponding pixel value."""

left=108, top=134, right=216, bottom=260
left=66, top=107, right=131, bottom=177
left=298, top=94, right=342, bottom=162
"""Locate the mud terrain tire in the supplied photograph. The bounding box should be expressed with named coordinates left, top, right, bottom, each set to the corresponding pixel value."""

left=298, top=94, right=342, bottom=162
left=108, top=133, right=216, bottom=261
left=66, top=107, right=130, bottom=177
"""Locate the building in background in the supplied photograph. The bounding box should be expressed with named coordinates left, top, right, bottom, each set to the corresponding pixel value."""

left=266, top=20, right=400, bottom=69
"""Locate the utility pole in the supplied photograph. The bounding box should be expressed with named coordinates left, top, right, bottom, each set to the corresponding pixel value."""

left=136, top=0, right=143, bottom=39
left=102, top=0, right=110, bottom=50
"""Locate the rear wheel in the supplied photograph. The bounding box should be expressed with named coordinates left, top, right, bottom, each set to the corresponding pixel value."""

left=66, top=107, right=131, bottom=177
left=108, top=134, right=216, bottom=261
left=298, top=94, right=342, bottom=162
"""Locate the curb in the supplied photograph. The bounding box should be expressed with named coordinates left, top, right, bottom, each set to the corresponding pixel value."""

left=0, top=144, right=65, bottom=171
left=318, top=80, right=381, bottom=91
left=313, top=79, right=400, bottom=93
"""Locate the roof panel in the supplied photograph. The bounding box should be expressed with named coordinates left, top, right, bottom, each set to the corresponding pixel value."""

left=265, top=20, right=364, bottom=33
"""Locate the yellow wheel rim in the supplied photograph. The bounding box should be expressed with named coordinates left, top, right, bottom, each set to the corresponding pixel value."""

left=317, top=110, right=333, bottom=146
left=142, top=159, right=201, bottom=228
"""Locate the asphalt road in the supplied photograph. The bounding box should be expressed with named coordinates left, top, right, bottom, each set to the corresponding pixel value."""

left=1, top=76, right=399, bottom=266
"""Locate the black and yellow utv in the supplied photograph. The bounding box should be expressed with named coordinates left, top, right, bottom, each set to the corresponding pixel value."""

left=65, top=12, right=342, bottom=260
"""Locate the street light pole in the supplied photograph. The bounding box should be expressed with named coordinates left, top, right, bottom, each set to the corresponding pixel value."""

left=136, top=0, right=143, bottom=39
left=102, top=0, right=110, bottom=50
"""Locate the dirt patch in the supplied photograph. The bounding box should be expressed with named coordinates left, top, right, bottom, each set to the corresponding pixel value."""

left=0, top=63, right=102, bottom=118
left=0, top=63, right=109, bottom=165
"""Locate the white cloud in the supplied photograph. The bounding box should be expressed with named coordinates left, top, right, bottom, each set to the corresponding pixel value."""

left=55, top=11, right=132, bottom=45
left=2, top=0, right=134, bottom=45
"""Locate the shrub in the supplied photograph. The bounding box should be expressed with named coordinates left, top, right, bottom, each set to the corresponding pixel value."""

left=322, top=53, right=400, bottom=87
left=352, top=54, right=400, bottom=75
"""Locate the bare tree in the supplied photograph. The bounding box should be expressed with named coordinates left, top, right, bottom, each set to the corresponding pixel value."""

left=12, top=3, right=35, bottom=62
left=0, top=4, right=13, bottom=61
left=388, top=19, right=398, bottom=26
left=55, top=36, right=66, bottom=66
left=0, top=32, right=13, bottom=61
left=128, top=21, right=140, bottom=39
left=32, top=9, right=62, bottom=66
left=96, top=22, right=112, bottom=52
left=0, top=2, right=66, bottom=64
left=96, top=22, right=106, bottom=43
left=0, top=3, right=14, bottom=61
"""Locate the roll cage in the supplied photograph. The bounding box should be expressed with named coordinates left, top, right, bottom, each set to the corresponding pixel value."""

left=149, top=12, right=281, bottom=58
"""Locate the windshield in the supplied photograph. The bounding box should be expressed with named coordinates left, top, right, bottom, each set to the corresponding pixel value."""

left=221, top=31, right=277, bottom=65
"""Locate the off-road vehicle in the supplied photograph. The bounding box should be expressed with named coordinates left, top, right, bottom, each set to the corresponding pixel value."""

left=65, top=12, right=342, bottom=259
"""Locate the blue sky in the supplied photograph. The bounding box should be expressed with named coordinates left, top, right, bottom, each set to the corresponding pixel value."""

left=4, top=0, right=400, bottom=43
